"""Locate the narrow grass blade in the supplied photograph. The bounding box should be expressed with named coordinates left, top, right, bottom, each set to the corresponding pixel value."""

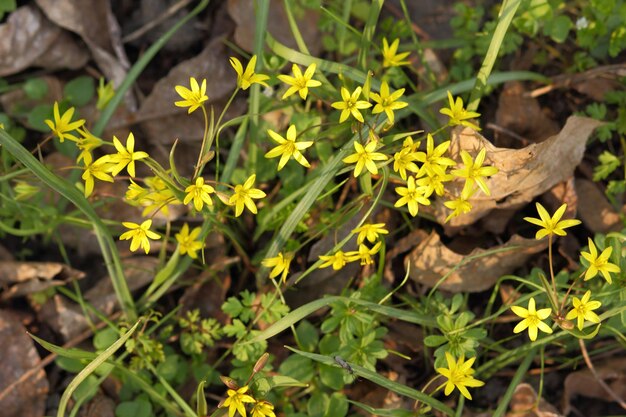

left=247, top=296, right=436, bottom=344
left=286, top=347, right=454, bottom=416
left=357, top=0, right=383, bottom=70
left=492, top=347, right=536, bottom=417
left=467, top=0, right=522, bottom=112
left=57, top=320, right=140, bottom=417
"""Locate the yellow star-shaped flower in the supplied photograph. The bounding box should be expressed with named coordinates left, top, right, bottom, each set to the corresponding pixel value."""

left=580, top=238, right=620, bottom=284
left=44, top=101, right=85, bottom=142
left=221, top=385, right=255, bottom=417
left=382, top=38, right=410, bottom=68
left=230, top=55, right=270, bottom=90
left=175, top=77, right=208, bottom=113
left=277, top=63, right=322, bottom=100
left=439, top=91, right=481, bottom=130
left=119, top=219, right=160, bottom=254
left=352, top=222, right=389, bottom=244
left=565, top=290, right=602, bottom=330
left=81, top=153, right=114, bottom=197
left=265, top=125, right=313, bottom=170
left=184, top=177, right=215, bottom=211
left=331, top=86, right=372, bottom=123
left=107, top=132, right=149, bottom=177
left=175, top=223, right=204, bottom=259
left=342, top=141, right=388, bottom=177
left=228, top=174, right=266, bottom=217
left=370, top=81, right=408, bottom=124
left=394, top=176, right=431, bottom=217
left=451, top=148, right=498, bottom=196
left=511, top=297, right=553, bottom=341
left=436, top=352, right=485, bottom=400
left=523, top=203, right=581, bottom=240
left=262, top=252, right=294, bottom=283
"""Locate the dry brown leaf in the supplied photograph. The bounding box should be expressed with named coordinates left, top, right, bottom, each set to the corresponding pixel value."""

left=563, top=357, right=626, bottom=416
left=0, top=5, right=89, bottom=77
left=0, top=310, right=48, bottom=417
left=506, top=383, right=563, bottom=417
left=575, top=179, right=622, bottom=233
left=227, top=0, right=321, bottom=55
left=0, top=261, right=84, bottom=300
left=35, top=0, right=130, bottom=93
left=432, top=116, right=603, bottom=228
left=405, top=232, right=547, bottom=292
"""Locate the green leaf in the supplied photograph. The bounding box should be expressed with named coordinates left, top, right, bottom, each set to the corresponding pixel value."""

left=221, top=297, right=243, bottom=319
left=23, top=78, right=48, bottom=100
left=115, top=398, right=153, bottom=417
left=27, top=104, right=53, bottom=132
left=423, top=335, right=447, bottom=347
left=286, top=347, right=454, bottom=416
left=278, top=354, right=315, bottom=383
left=94, top=327, right=119, bottom=351
left=196, top=380, right=207, bottom=417
left=324, top=393, right=348, bottom=417
left=546, top=15, right=572, bottom=43
left=30, top=333, right=98, bottom=360
left=73, top=374, right=99, bottom=403
left=266, top=375, right=310, bottom=388
left=563, top=323, right=602, bottom=340
left=319, top=363, right=345, bottom=390
left=593, top=151, right=620, bottom=181
left=55, top=356, right=86, bottom=373
left=307, top=392, right=328, bottom=417
left=64, top=76, right=95, bottom=107
left=295, top=320, right=319, bottom=352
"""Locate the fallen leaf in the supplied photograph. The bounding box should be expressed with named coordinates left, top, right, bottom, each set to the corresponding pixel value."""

left=432, top=116, right=603, bottom=228
left=0, top=5, right=89, bottom=77
left=405, top=232, right=548, bottom=292
left=0, top=310, right=48, bottom=417
left=0, top=261, right=84, bottom=300
left=575, top=179, right=622, bottom=233
left=563, top=357, right=626, bottom=416
left=227, top=0, right=321, bottom=55
left=35, top=0, right=131, bottom=93
left=506, top=383, right=563, bottom=417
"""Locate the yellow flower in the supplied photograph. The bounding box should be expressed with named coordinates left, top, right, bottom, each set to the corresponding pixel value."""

left=265, top=125, right=313, bottom=170
left=319, top=251, right=352, bottom=270
left=370, top=81, right=408, bottom=124
left=394, top=176, right=431, bottom=217
left=81, top=154, right=114, bottom=197
left=415, top=134, right=456, bottom=178
left=184, top=177, right=215, bottom=211
left=119, top=219, right=160, bottom=254
left=331, top=86, right=372, bottom=123
left=277, top=63, right=322, bottom=100
left=450, top=149, right=498, bottom=196
left=565, top=290, right=601, bottom=331
left=175, top=223, right=204, bottom=259
left=96, top=77, right=115, bottom=110
left=342, top=141, right=388, bottom=177
left=382, top=38, right=410, bottom=68
left=175, top=77, right=208, bottom=113
left=443, top=186, right=476, bottom=223
left=75, top=127, right=104, bottom=164
left=262, top=252, right=293, bottom=283
left=352, top=222, right=389, bottom=244
left=346, top=241, right=382, bottom=266
left=230, top=55, right=270, bottom=90
left=523, top=203, right=581, bottom=240
left=228, top=174, right=266, bottom=217
left=44, top=101, right=85, bottom=142
left=439, top=91, right=481, bottom=130
left=511, top=297, right=553, bottom=341
left=221, top=385, right=256, bottom=417
left=108, top=132, right=149, bottom=177
left=393, top=148, right=419, bottom=181
left=416, top=170, right=453, bottom=197
left=580, top=238, right=620, bottom=284
left=251, top=401, right=276, bottom=417
left=436, top=352, right=485, bottom=400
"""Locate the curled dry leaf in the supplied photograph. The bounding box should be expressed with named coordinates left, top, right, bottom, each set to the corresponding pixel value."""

left=0, top=310, right=48, bottom=417
left=506, top=383, right=563, bottom=417
left=563, top=357, right=626, bottom=416
left=433, top=116, right=603, bottom=228
left=575, top=179, right=622, bottom=233
left=0, top=5, right=89, bottom=77
left=405, top=232, right=547, bottom=292
left=0, top=261, right=84, bottom=300
left=35, top=0, right=130, bottom=90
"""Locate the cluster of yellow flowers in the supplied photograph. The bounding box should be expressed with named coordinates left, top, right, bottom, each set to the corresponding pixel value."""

left=511, top=203, right=620, bottom=341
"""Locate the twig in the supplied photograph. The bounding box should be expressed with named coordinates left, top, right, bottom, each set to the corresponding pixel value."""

left=578, top=338, right=626, bottom=410
left=122, top=0, right=194, bottom=44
